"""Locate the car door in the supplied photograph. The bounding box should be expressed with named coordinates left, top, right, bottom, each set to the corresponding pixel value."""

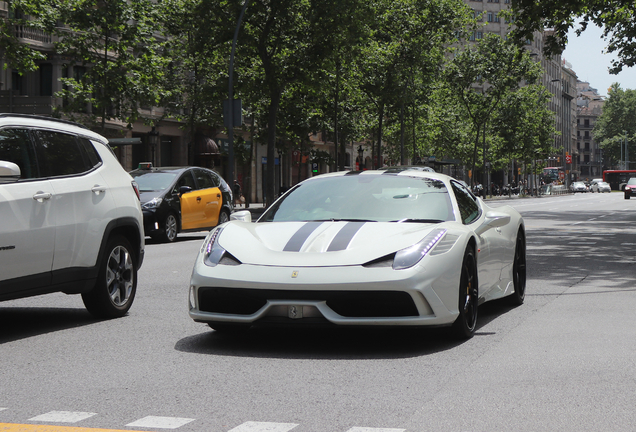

left=31, top=131, right=115, bottom=277
left=0, top=128, right=56, bottom=292
left=182, top=168, right=221, bottom=230
left=175, top=170, right=201, bottom=230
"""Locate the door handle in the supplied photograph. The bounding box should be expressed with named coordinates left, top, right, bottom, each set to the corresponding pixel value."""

left=32, top=191, right=52, bottom=202
left=91, top=185, right=107, bottom=195
left=217, top=193, right=221, bottom=198
left=196, top=196, right=202, bottom=202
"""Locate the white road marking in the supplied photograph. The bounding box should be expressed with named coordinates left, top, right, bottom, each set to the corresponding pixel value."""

left=29, top=411, right=96, bottom=423
left=228, top=422, right=299, bottom=432
left=126, top=416, right=195, bottom=429
left=346, top=428, right=406, bottom=432
left=621, top=243, right=636, bottom=246
left=568, top=242, right=597, bottom=245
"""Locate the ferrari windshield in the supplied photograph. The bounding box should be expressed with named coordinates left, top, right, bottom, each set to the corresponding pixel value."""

left=260, top=174, right=454, bottom=223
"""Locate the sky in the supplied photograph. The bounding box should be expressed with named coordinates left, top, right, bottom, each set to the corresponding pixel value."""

left=562, top=24, right=636, bottom=97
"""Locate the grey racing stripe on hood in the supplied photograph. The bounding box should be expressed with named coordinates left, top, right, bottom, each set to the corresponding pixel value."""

left=283, top=222, right=324, bottom=252
left=327, top=222, right=366, bottom=251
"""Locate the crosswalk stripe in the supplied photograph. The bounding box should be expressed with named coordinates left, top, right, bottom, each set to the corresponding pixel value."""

left=346, top=428, right=406, bottom=432
left=0, top=424, right=146, bottom=432
left=125, top=416, right=195, bottom=429
left=29, top=412, right=96, bottom=423
left=227, top=422, right=299, bottom=432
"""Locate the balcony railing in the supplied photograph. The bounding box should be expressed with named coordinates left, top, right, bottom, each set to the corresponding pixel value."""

left=14, top=25, right=53, bottom=45
left=0, top=94, right=55, bottom=115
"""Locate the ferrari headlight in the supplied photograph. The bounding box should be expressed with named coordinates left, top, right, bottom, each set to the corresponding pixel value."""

left=393, top=228, right=447, bottom=270
left=142, top=197, right=162, bottom=209
left=203, top=227, right=226, bottom=267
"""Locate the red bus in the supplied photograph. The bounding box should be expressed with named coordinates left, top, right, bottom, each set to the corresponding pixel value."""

left=603, top=170, right=636, bottom=191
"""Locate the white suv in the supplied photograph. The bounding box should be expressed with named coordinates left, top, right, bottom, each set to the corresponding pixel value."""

left=0, top=114, right=144, bottom=318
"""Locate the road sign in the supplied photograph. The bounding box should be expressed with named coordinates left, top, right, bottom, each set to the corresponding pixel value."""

left=566, top=155, right=572, bottom=164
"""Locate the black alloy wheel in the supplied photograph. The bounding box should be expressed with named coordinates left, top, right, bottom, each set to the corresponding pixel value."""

left=508, top=230, right=527, bottom=306
left=452, top=246, right=478, bottom=339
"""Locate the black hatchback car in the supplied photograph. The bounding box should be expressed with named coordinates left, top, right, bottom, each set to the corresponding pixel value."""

left=130, top=164, right=233, bottom=242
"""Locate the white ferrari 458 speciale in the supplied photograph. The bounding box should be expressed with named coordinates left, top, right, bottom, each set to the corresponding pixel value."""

left=189, top=168, right=526, bottom=338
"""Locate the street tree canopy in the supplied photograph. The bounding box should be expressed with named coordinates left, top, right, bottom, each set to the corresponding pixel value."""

left=509, top=0, right=636, bottom=74
left=593, top=84, right=636, bottom=166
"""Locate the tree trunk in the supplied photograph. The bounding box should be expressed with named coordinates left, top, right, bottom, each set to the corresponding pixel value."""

left=265, top=89, right=280, bottom=207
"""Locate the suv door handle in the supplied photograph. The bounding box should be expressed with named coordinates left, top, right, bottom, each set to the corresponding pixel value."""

left=32, top=191, right=52, bottom=202
left=91, top=185, right=107, bottom=195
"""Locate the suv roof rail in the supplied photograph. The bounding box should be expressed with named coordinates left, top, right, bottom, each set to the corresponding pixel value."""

left=0, top=113, right=88, bottom=129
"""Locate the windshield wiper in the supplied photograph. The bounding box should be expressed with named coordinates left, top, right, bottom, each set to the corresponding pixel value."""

left=392, top=218, right=445, bottom=223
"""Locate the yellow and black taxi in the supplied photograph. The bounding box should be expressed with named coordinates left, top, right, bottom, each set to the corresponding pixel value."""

left=130, top=164, right=233, bottom=242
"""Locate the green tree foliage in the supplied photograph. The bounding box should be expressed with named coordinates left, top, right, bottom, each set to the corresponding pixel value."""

left=508, top=0, right=636, bottom=74
left=53, top=0, right=164, bottom=130
left=593, top=84, right=636, bottom=167
left=491, top=84, right=557, bottom=171
left=446, top=33, right=543, bottom=185
left=0, top=0, right=56, bottom=74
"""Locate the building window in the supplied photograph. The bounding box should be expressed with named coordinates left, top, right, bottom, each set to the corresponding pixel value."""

left=585, top=142, right=590, bottom=151
left=584, top=155, right=590, bottom=163
left=39, top=63, right=53, bottom=96
left=584, top=119, right=590, bottom=127
left=11, top=70, right=25, bottom=95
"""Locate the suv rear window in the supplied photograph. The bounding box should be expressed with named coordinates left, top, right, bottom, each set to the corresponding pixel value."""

left=33, top=130, right=100, bottom=177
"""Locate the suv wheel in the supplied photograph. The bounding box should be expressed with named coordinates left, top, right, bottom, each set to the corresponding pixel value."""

left=82, top=235, right=137, bottom=318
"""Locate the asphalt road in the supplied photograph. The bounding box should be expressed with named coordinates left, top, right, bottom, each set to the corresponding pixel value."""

left=1, top=192, right=635, bottom=432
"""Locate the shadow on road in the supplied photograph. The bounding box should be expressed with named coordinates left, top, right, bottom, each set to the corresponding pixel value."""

left=522, top=209, right=636, bottom=290
left=174, top=297, right=516, bottom=360
left=0, top=307, right=100, bottom=344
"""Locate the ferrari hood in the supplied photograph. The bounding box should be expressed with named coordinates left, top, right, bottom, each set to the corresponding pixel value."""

left=217, top=220, right=449, bottom=267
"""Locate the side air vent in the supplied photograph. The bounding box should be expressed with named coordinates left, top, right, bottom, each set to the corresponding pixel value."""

left=219, top=252, right=242, bottom=266
left=430, top=234, right=459, bottom=256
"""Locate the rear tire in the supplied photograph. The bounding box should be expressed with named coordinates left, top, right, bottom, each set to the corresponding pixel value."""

left=159, top=213, right=178, bottom=242
left=82, top=235, right=137, bottom=318
left=217, top=210, right=230, bottom=226
left=452, top=246, right=478, bottom=339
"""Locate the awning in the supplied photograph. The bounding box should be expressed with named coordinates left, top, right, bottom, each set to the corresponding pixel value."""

left=109, top=138, right=142, bottom=146
left=195, top=134, right=219, bottom=156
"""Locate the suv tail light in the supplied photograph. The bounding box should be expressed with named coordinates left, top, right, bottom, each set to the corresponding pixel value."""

left=132, top=181, right=141, bottom=200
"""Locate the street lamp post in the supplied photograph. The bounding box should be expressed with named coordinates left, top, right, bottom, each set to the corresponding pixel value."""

left=148, top=126, right=159, bottom=166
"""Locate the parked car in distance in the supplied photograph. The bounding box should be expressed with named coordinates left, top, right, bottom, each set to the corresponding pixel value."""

left=591, top=181, right=611, bottom=193
left=0, top=113, right=145, bottom=318
left=570, top=181, right=589, bottom=193
left=129, top=164, right=233, bottom=242
left=623, top=178, right=636, bottom=199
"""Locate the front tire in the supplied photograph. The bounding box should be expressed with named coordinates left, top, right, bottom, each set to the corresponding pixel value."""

left=82, top=236, right=137, bottom=318
left=452, top=246, right=478, bottom=339
left=508, top=230, right=527, bottom=306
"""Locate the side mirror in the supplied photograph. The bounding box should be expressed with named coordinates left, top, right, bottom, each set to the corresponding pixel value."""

left=179, top=185, right=193, bottom=195
left=230, top=210, right=252, bottom=223
left=475, top=211, right=511, bottom=236
left=0, top=160, right=21, bottom=183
